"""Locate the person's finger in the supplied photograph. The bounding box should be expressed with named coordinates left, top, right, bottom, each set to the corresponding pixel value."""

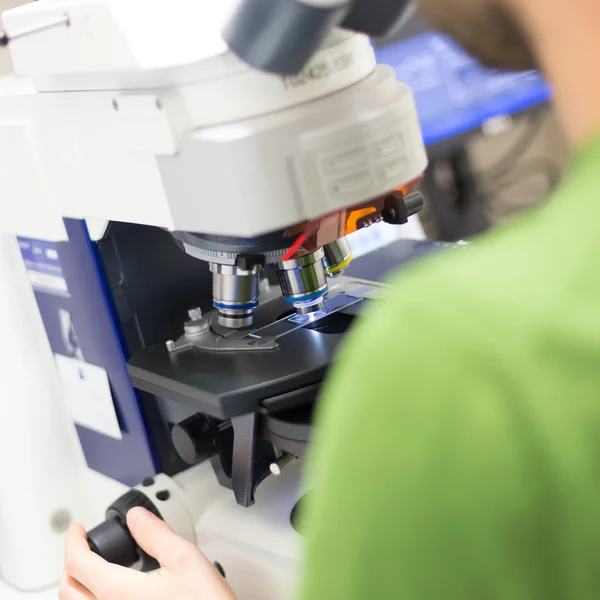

left=126, top=507, right=211, bottom=573
left=65, top=523, right=142, bottom=596
left=58, top=571, right=95, bottom=600
left=65, top=523, right=107, bottom=592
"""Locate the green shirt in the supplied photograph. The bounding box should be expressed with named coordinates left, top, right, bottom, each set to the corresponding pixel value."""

left=300, top=136, right=600, bottom=600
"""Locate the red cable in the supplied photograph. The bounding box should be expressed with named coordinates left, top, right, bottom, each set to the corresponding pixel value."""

left=282, top=231, right=309, bottom=262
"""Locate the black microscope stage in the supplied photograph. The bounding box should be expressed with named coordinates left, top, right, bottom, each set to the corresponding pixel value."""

left=128, top=238, right=454, bottom=421
left=127, top=277, right=385, bottom=420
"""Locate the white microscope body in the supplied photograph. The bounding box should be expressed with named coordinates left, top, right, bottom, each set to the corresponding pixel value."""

left=0, top=0, right=425, bottom=240
left=0, top=1, right=426, bottom=597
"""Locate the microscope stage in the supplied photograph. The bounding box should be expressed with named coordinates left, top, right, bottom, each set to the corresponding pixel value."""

left=127, top=278, right=387, bottom=420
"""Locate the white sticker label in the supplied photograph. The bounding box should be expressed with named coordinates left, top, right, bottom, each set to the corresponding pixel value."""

left=27, top=270, right=69, bottom=295
left=55, top=355, right=123, bottom=440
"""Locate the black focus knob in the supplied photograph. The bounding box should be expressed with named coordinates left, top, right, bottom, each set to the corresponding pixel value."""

left=172, top=414, right=217, bottom=465
left=87, top=489, right=162, bottom=572
left=87, top=518, right=137, bottom=568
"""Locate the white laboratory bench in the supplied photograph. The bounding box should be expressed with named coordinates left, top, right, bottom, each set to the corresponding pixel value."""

left=0, top=468, right=127, bottom=600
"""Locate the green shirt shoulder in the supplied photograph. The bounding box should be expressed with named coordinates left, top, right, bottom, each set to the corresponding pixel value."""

left=300, top=137, right=600, bottom=600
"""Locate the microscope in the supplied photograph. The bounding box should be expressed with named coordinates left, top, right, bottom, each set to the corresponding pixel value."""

left=0, top=0, right=433, bottom=596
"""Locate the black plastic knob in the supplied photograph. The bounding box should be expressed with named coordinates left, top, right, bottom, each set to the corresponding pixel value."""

left=382, top=190, right=425, bottom=225
left=405, top=190, right=425, bottom=217
left=171, top=414, right=217, bottom=465
left=87, top=518, right=138, bottom=568
left=87, top=489, right=162, bottom=572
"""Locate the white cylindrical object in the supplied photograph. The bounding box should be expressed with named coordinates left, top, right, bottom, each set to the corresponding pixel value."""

left=0, top=233, right=88, bottom=591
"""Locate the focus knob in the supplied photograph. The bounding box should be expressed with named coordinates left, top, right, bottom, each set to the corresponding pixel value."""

left=87, top=489, right=162, bottom=572
left=87, top=518, right=137, bottom=568
left=171, top=414, right=217, bottom=465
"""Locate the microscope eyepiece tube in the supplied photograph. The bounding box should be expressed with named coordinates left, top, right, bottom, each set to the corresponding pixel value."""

left=210, top=263, right=261, bottom=329
left=274, top=249, right=328, bottom=314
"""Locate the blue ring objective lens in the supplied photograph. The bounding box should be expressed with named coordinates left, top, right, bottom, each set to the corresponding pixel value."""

left=213, top=300, right=259, bottom=311
left=283, top=288, right=327, bottom=304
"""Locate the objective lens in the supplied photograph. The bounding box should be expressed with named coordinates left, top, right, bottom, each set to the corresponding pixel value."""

left=323, top=237, right=352, bottom=277
left=210, top=263, right=261, bottom=328
left=293, top=296, right=326, bottom=315
left=274, top=249, right=328, bottom=314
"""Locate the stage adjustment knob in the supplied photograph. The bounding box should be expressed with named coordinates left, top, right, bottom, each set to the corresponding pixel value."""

left=172, top=414, right=217, bottom=465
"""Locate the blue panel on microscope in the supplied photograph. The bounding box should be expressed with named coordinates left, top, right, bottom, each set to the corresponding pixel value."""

left=19, top=221, right=158, bottom=486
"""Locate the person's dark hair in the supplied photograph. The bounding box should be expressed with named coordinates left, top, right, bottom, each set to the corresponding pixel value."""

left=419, top=0, right=537, bottom=71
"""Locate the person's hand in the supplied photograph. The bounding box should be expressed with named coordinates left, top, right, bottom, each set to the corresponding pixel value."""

left=60, top=506, right=237, bottom=600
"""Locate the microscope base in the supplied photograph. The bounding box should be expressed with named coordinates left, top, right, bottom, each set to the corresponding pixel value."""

left=184, top=462, right=303, bottom=600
